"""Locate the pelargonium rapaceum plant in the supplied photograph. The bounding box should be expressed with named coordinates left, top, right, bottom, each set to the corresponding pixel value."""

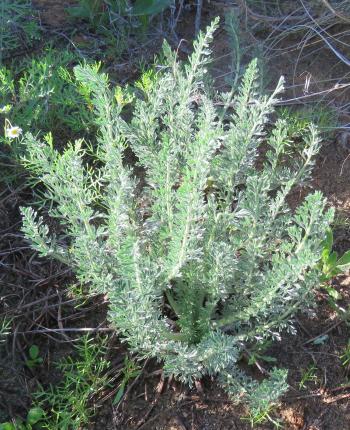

left=20, top=19, right=333, bottom=411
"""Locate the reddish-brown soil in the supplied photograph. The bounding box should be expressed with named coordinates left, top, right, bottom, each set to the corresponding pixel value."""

left=1, top=1, right=350, bottom=430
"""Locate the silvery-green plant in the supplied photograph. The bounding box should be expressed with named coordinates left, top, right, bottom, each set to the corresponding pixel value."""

left=20, top=19, right=334, bottom=413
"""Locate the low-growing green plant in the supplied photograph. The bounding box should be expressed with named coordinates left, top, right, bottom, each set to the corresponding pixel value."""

left=0, top=407, right=45, bottom=430
left=242, top=403, right=282, bottom=429
left=247, top=340, right=277, bottom=366
left=21, top=19, right=336, bottom=413
left=33, top=335, right=109, bottom=430
left=25, top=345, right=43, bottom=369
left=298, top=364, right=318, bottom=389
left=317, top=228, right=350, bottom=302
left=319, top=229, right=350, bottom=282
left=0, top=49, right=94, bottom=139
left=0, top=49, right=97, bottom=184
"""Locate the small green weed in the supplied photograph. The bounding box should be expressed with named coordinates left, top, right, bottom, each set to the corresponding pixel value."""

left=247, top=340, right=277, bottom=366
left=242, top=404, right=282, bottom=429
left=25, top=345, right=43, bottom=369
left=319, top=229, right=350, bottom=283
left=240, top=368, right=287, bottom=428
left=33, top=335, right=109, bottom=430
left=0, top=407, right=45, bottom=430
left=298, top=364, right=318, bottom=389
left=0, top=48, right=96, bottom=184
left=0, top=49, right=94, bottom=138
